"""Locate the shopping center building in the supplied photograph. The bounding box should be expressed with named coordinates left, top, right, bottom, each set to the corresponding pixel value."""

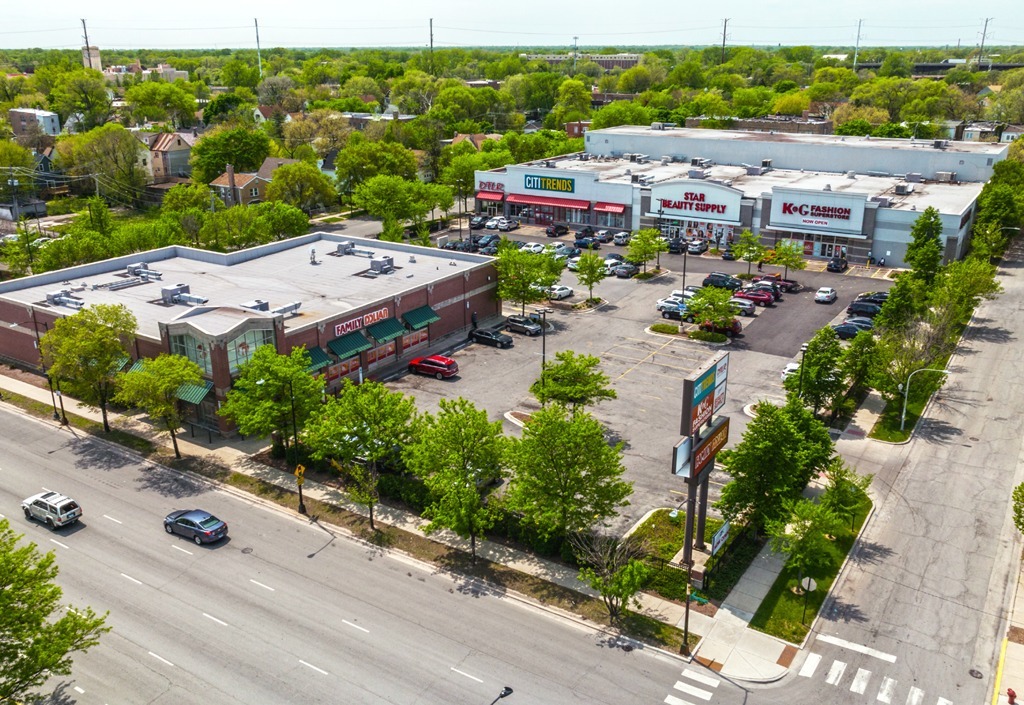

left=475, top=125, right=1008, bottom=267
left=0, top=234, right=498, bottom=433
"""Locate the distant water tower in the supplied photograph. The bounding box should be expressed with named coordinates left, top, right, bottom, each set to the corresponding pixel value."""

left=81, top=46, right=102, bottom=71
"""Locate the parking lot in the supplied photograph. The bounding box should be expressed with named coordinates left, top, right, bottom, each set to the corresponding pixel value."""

left=392, top=223, right=894, bottom=532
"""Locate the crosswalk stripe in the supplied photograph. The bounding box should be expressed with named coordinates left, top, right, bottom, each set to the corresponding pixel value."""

left=905, top=686, right=924, bottom=705
left=877, top=677, right=896, bottom=703
left=664, top=695, right=696, bottom=705
left=850, top=668, right=871, bottom=694
left=799, top=653, right=822, bottom=678
left=682, top=670, right=719, bottom=688
left=673, top=681, right=713, bottom=701
left=935, top=698, right=952, bottom=705
left=825, top=660, right=847, bottom=686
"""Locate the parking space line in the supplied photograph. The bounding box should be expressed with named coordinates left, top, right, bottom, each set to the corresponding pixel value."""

left=103, top=514, right=122, bottom=524
left=299, top=660, right=328, bottom=675
left=450, top=667, right=483, bottom=683
left=50, top=539, right=69, bottom=549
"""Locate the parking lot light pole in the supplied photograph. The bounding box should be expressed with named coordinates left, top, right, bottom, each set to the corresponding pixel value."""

left=797, top=343, right=808, bottom=398
left=534, top=307, right=553, bottom=403
left=900, top=368, right=948, bottom=431
left=488, top=686, right=513, bottom=704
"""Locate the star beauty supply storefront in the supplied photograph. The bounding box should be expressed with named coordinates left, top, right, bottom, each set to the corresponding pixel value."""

left=765, top=187, right=870, bottom=260
left=649, top=180, right=748, bottom=245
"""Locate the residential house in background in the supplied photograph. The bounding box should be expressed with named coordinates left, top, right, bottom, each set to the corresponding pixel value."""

left=209, top=157, right=299, bottom=207
left=253, top=106, right=300, bottom=125
left=150, top=132, right=198, bottom=183
left=1001, top=125, right=1024, bottom=142
left=8, top=108, right=61, bottom=139
left=341, top=107, right=416, bottom=131
left=565, top=120, right=591, bottom=138
left=449, top=133, right=502, bottom=151
left=962, top=121, right=1001, bottom=142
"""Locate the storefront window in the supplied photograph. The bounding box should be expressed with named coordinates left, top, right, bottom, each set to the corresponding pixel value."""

left=227, top=328, right=275, bottom=375
left=597, top=212, right=626, bottom=229
left=564, top=208, right=589, bottom=225
left=169, top=333, right=212, bottom=375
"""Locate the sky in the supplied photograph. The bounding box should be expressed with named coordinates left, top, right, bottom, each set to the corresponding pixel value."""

left=2, top=1, right=1022, bottom=52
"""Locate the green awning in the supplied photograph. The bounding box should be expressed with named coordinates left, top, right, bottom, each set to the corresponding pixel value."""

left=327, top=332, right=372, bottom=360
left=114, top=355, right=131, bottom=372
left=402, top=305, right=441, bottom=331
left=127, top=359, right=146, bottom=373
left=176, top=380, right=213, bottom=405
left=304, top=346, right=332, bottom=372
left=366, top=317, right=407, bottom=343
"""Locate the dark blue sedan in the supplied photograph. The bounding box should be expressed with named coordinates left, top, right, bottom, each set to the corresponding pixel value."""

left=165, top=509, right=229, bottom=545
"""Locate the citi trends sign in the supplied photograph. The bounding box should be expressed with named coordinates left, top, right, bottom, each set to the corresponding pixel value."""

left=652, top=181, right=742, bottom=223
left=334, top=307, right=390, bottom=337
left=770, top=188, right=866, bottom=234
left=524, top=175, right=575, bottom=193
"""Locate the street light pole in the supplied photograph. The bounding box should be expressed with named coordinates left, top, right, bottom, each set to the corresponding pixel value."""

left=286, top=377, right=306, bottom=514
left=682, top=559, right=692, bottom=656
left=488, top=686, right=513, bottom=704
left=900, top=368, right=948, bottom=431
left=534, top=307, right=553, bottom=404
left=797, top=342, right=808, bottom=398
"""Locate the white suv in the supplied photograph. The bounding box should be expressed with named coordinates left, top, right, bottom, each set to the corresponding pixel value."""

left=22, top=491, right=82, bottom=528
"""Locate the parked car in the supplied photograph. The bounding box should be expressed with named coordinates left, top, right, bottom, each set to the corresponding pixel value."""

left=734, top=288, right=774, bottom=306
left=614, top=262, right=639, bottom=278
left=545, top=224, right=569, bottom=237
left=408, top=354, right=459, bottom=379
left=661, top=305, right=694, bottom=321
left=747, top=281, right=783, bottom=301
left=667, top=238, right=686, bottom=254
left=699, top=318, right=742, bottom=338
left=753, top=273, right=800, bottom=292
left=593, top=229, right=614, bottom=243
left=574, top=237, right=600, bottom=250
left=656, top=296, right=688, bottom=311
left=721, top=247, right=736, bottom=260
left=506, top=314, right=543, bottom=336
left=856, top=291, right=890, bottom=305
left=476, top=234, right=501, bottom=247
left=557, top=246, right=581, bottom=258
left=485, top=217, right=501, bottom=229
left=469, top=216, right=487, bottom=230
left=549, top=284, right=574, bottom=300
left=846, top=300, right=883, bottom=317
left=22, top=491, right=82, bottom=528
left=814, top=286, right=838, bottom=303
left=826, top=256, right=849, bottom=272
left=687, top=239, right=709, bottom=254
left=577, top=225, right=596, bottom=237
left=521, top=242, right=546, bottom=254
left=470, top=328, right=514, bottom=348
left=613, top=231, right=631, bottom=245
left=498, top=219, right=520, bottom=232
left=479, top=246, right=499, bottom=256
left=832, top=322, right=862, bottom=340
left=781, top=362, right=801, bottom=380
left=844, top=316, right=875, bottom=331
left=603, top=252, right=624, bottom=263
left=702, top=272, right=743, bottom=290
left=728, top=297, right=756, bottom=317
left=566, top=256, right=582, bottom=271
left=164, top=509, right=228, bottom=545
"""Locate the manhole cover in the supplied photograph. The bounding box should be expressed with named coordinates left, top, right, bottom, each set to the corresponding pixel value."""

left=969, top=669, right=983, bottom=679
left=241, top=547, right=253, bottom=554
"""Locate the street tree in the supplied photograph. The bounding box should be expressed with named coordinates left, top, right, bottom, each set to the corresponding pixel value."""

left=779, top=395, right=836, bottom=491
left=715, top=401, right=804, bottom=536
left=783, top=326, right=846, bottom=418
left=569, top=532, right=650, bottom=622
left=529, top=350, right=616, bottom=413
left=821, top=457, right=873, bottom=529
left=0, top=518, right=110, bottom=703
left=504, top=405, right=631, bottom=541
left=682, top=286, right=736, bottom=329
left=1013, top=483, right=1024, bottom=537
left=768, top=239, right=807, bottom=279
left=905, top=206, right=944, bottom=285
left=333, top=135, right=418, bottom=191
left=842, top=329, right=877, bottom=392
left=732, top=230, right=766, bottom=274
left=218, top=345, right=325, bottom=456
left=626, top=228, right=666, bottom=273
left=123, top=81, right=197, bottom=127
left=190, top=126, right=272, bottom=184
left=55, top=124, right=147, bottom=206
left=162, top=182, right=222, bottom=213
left=494, top=244, right=560, bottom=314
left=404, top=397, right=504, bottom=561
left=40, top=303, right=137, bottom=433
left=114, top=354, right=203, bottom=459
left=265, top=161, right=336, bottom=214
left=969, top=221, right=1011, bottom=262
left=873, top=273, right=928, bottom=335
left=50, top=68, right=111, bottom=130
left=574, top=251, right=607, bottom=300
left=304, top=379, right=419, bottom=531
left=928, top=257, right=1002, bottom=336
left=282, top=109, right=351, bottom=158
left=767, top=498, right=842, bottom=585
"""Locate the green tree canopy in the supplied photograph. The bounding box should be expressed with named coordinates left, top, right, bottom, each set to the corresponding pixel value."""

left=767, top=239, right=807, bottom=279
left=821, top=457, right=872, bottom=529
left=529, top=350, right=617, bottom=413
left=55, top=124, right=147, bottom=207
left=115, top=353, right=203, bottom=459
left=767, top=498, right=842, bottom=585
left=265, top=161, right=336, bottom=214
left=904, top=206, right=944, bottom=285
left=626, top=228, right=667, bottom=273
left=574, top=251, right=607, bottom=301
left=189, top=126, right=272, bottom=184
left=494, top=243, right=561, bottom=315
left=732, top=230, right=766, bottom=275
left=333, top=136, right=418, bottom=191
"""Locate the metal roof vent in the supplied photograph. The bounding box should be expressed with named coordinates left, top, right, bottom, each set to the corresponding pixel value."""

left=240, top=299, right=270, bottom=312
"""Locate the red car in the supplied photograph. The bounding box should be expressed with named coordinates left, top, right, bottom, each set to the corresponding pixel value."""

left=408, top=355, right=459, bottom=379
left=734, top=288, right=774, bottom=307
left=699, top=318, right=743, bottom=338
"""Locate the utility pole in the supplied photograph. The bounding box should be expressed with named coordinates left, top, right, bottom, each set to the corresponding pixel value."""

left=720, top=19, right=729, bottom=64
left=429, top=18, right=434, bottom=75
left=978, top=17, right=993, bottom=70
left=573, top=36, right=578, bottom=74
left=254, top=18, right=263, bottom=79
left=852, top=19, right=863, bottom=71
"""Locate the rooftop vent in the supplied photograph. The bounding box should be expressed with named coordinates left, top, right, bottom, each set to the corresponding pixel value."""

left=336, top=241, right=354, bottom=255
left=906, top=172, right=923, bottom=183
left=823, top=184, right=832, bottom=191
left=761, top=158, right=773, bottom=170
left=894, top=183, right=914, bottom=196
left=45, top=290, right=84, bottom=310
left=271, top=301, right=302, bottom=316
left=240, top=299, right=270, bottom=312
left=935, top=171, right=956, bottom=183
left=370, top=256, right=394, bottom=273
left=691, top=157, right=711, bottom=168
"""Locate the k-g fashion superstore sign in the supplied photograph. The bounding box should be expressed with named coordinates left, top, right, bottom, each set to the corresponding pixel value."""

left=334, top=307, right=390, bottom=337
left=770, top=188, right=866, bottom=234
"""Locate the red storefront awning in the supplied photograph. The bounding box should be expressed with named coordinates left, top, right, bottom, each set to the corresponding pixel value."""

left=594, top=201, right=626, bottom=214
left=475, top=191, right=505, bottom=201
left=506, top=193, right=591, bottom=209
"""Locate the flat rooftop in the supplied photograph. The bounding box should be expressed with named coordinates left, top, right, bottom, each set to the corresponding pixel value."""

left=0, top=233, right=491, bottom=339
left=590, top=124, right=1009, bottom=156
left=513, top=155, right=981, bottom=214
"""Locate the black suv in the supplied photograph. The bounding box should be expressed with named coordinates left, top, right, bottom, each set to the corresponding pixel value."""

left=667, top=238, right=686, bottom=254
left=856, top=291, right=889, bottom=305
left=702, top=272, right=743, bottom=291
left=469, top=216, right=487, bottom=230
left=545, top=224, right=570, bottom=237
left=827, top=256, right=849, bottom=272
left=846, top=300, right=882, bottom=317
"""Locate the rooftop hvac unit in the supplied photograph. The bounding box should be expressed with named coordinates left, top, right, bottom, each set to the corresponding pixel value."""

left=660, top=157, right=670, bottom=165
left=872, top=196, right=892, bottom=208
left=161, top=283, right=190, bottom=304
left=45, top=290, right=84, bottom=309
left=906, top=172, right=923, bottom=183
left=630, top=174, right=640, bottom=183
left=240, top=299, right=270, bottom=312
left=935, top=171, right=956, bottom=182
left=651, top=122, right=663, bottom=130
left=177, top=293, right=209, bottom=305
left=761, top=159, right=773, bottom=169
left=846, top=171, right=856, bottom=179
left=662, top=122, right=677, bottom=128
left=127, top=262, right=147, bottom=275
left=336, top=241, right=354, bottom=255
left=370, top=256, right=394, bottom=273
left=628, top=153, right=637, bottom=162
left=933, top=139, right=948, bottom=149
left=271, top=301, right=302, bottom=315
left=823, top=184, right=832, bottom=191
left=894, top=183, right=914, bottom=196
left=688, top=168, right=709, bottom=180
left=745, top=165, right=767, bottom=176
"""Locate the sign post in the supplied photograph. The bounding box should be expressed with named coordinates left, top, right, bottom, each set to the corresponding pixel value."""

left=294, top=464, right=307, bottom=515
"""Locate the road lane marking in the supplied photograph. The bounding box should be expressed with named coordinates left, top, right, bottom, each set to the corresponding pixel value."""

left=450, top=667, right=483, bottom=683
left=342, top=619, right=369, bottom=633
left=148, top=652, right=174, bottom=667
left=50, top=539, right=69, bottom=549
left=673, top=681, right=712, bottom=701
left=799, top=653, right=822, bottom=677
left=171, top=545, right=193, bottom=555
left=103, top=515, right=122, bottom=524
left=818, top=634, right=897, bottom=663
left=682, top=670, right=719, bottom=688
left=299, top=660, right=328, bottom=675
left=936, top=698, right=952, bottom=705
left=203, top=613, right=227, bottom=626
left=250, top=579, right=275, bottom=591
left=73, top=687, right=85, bottom=694
left=825, top=660, right=847, bottom=686
left=120, top=573, right=142, bottom=585
left=877, top=676, right=896, bottom=703
left=905, top=686, right=923, bottom=705
left=850, top=668, right=871, bottom=694
left=664, top=695, right=696, bottom=705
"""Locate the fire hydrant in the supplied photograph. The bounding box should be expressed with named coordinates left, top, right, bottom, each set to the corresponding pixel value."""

left=1008, top=687, right=1017, bottom=704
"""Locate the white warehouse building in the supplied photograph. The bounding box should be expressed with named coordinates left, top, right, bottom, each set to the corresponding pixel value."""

left=474, top=125, right=1008, bottom=268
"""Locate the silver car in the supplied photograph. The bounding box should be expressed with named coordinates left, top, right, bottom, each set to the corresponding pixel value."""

left=22, top=491, right=83, bottom=528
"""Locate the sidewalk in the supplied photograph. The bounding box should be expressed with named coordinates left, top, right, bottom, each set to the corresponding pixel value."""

left=0, top=368, right=886, bottom=682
